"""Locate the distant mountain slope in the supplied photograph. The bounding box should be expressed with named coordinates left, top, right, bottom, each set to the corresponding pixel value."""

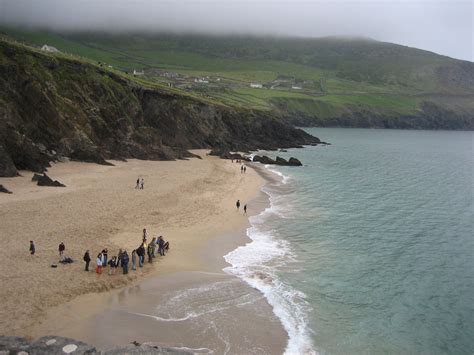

left=1, top=27, right=473, bottom=129
left=0, top=39, right=318, bottom=176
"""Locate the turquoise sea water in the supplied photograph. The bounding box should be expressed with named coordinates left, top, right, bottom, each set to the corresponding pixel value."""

left=225, top=128, right=474, bottom=354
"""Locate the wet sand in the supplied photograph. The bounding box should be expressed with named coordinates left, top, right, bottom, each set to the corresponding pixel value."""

left=0, top=151, right=287, bottom=353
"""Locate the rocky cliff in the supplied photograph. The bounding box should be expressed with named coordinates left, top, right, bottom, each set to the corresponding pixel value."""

left=0, top=40, right=319, bottom=177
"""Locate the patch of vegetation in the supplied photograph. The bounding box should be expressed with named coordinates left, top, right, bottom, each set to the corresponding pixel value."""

left=1, top=27, right=472, bottom=129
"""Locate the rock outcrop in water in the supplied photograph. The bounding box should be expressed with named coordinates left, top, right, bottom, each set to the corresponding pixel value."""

left=253, top=155, right=303, bottom=166
left=0, top=335, right=192, bottom=354
left=0, top=39, right=319, bottom=176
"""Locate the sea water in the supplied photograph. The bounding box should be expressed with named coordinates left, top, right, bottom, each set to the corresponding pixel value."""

left=224, top=128, right=474, bottom=354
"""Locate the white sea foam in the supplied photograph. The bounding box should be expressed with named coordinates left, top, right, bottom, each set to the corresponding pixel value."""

left=265, top=164, right=291, bottom=184
left=224, top=171, right=317, bottom=355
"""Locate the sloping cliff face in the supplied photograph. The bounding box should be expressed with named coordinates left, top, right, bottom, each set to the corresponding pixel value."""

left=0, top=41, right=319, bottom=176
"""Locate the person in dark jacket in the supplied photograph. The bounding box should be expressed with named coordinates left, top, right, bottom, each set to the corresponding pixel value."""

left=137, top=243, right=145, bottom=267
left=102, top=248, right=108, bottom=268
left=131, top=249, right=137, bottom=270
left=58, top=242, right=65, bottom=259
left=29, top=240, right=36, bottom=255
left=83, top=250, right=91, bottom=271
left=121, top=250, right=130, bottom=274
left=108, top=256, right=117, bottom=275
left=157, top=236, right=166, bottom=256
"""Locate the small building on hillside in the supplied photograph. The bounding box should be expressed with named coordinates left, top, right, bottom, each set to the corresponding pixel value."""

left=291, top=86, right=302, bottom=90
left=194, top=78, right=209, bottom=84
left=133, top=69, right=145, bottom=76
left=250, top=83, right=263, bottom=89
left=41, top=45, right=59, bottom=53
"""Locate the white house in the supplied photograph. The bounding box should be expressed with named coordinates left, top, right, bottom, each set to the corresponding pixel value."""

left=250, top=83, right=263, bottom=88
left=194, top=78, right=209, bottom=84
left=41, top=45, right=59, bottom=53
left=133, top=69, right=145, bottom=76
left=291, top=86, right=302, bottom=90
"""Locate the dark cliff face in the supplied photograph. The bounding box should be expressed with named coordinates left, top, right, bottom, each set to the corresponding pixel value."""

left=0, top=41, right=319, bottom=176
left=280, top=102, right=474, bottom=130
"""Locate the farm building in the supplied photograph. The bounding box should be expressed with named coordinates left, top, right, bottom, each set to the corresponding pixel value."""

left=250, top=83, right=263, bottom=88
left=41, top=45, right=59, bottom=53
left=133, top=69, right=145, bottom=76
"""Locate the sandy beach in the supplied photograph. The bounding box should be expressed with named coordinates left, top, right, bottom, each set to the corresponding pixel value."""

left=0, top=151, right=287, bottom=352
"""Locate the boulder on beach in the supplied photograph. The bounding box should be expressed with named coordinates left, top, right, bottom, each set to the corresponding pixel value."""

left=0, top=185, right=12, bottom=194
left=32, top=173, right=42, bottom=181
left=36, top=174, right=66, bottom=187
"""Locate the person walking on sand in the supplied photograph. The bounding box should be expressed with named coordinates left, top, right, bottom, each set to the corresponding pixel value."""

left=96, top=253, right=103, bottom=274
left=83, top=250, right=91, bottom=271
left=135, top=178, right=140, bottom=189
left=236, top=199, right=241, bottom=210
left=29, top=240, right=35, bottom=255
left=244, top=166, right=247, bottom=174
left=241, top=165, right=244, bottom=174
left=244, top=204, right=247, bottom=214
left=143, top=228, right=148, bottom=241
left=58, top=242, right=65, bottom=259
left=140, top=178, right=144, bottom=190
left=121, top=250, right=130, bottom=274
left=132, top=249, right=137, bottom=270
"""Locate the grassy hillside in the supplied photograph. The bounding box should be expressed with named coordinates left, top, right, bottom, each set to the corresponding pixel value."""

left=1, top=27, right=473, bottom=129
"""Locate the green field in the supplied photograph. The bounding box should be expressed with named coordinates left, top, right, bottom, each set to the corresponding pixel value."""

left=1, top=27, right=473, bottom=127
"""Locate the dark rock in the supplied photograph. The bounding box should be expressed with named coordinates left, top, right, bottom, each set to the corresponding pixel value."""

left=103, top=343, right=192, bottom=354
left=288, top=157, right=303, bottom=166
left=0, top=336, right=29, bottom=353
left=30, top=335, right=97, bottom=354
left=275, top=156, right=288, bottom=165
left=252, top=155, right=276, bottom=164
left=0, top=185, right=12, bottom=194
left=279, top=149, right=288, bottom=152
left=32, top=173, right=42, bottom=181
left=253, top=155, right=303, bottom=166
left=37, top=174, right=66, bottom=187
left=0, top=144, right=18, bottom=177
left=0, top=335, right=195, bottom=354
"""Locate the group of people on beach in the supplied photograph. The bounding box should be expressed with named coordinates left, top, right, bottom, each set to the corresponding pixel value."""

left=84, top=228, right=170, bottom=275
left=236, top=199, right=248, bottom=214
left=28, top=228, right=170, bottom=276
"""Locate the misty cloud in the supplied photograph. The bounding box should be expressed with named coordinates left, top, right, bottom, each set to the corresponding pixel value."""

left=0, top=0, right=472, bottom=61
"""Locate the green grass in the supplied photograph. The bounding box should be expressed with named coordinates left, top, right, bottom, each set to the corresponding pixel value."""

left=1, top=26, right=473, bottom=125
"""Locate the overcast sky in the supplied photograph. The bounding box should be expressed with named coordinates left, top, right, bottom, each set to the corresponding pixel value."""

left=0, top=0, right=472, bottom=61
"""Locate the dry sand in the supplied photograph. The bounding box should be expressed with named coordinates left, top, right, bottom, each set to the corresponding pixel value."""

left=0, top=151, right=275, bottom=341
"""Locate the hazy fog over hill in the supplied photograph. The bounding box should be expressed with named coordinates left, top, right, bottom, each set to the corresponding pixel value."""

left=0, top=0, right=472, bottom=62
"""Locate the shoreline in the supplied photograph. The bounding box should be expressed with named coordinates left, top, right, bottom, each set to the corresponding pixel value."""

left=0, top=151, right=288, bottom=353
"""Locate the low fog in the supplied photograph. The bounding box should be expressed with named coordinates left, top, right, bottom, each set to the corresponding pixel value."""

left=0, top=0, right=472, bottom=61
